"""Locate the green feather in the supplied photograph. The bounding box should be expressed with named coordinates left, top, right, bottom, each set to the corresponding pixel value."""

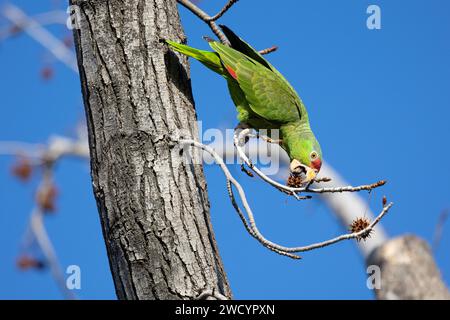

left=209, top=41, right=306, bottom=124
left=165, top=40, right=224, bottom=75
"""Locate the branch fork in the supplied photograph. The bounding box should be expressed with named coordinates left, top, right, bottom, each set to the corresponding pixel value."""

left=177, top=0, right=277, bottom=53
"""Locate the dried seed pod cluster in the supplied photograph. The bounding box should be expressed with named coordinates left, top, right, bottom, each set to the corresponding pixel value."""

left=349, top=217, right=373, bottom=242
left=287, top=174, right=304, bottom=188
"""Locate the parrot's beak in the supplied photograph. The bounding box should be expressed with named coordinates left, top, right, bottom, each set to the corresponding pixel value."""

left=305, top=167, right=318, bottom=183
left=289, top=159, right=304, bottom=174
left=289, top=159, right=318, bottom=184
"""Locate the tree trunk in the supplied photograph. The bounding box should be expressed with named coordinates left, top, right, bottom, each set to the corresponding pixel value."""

left=367, top=235, right=450, bottom=300
left=70, top=0, right=231, bottom=299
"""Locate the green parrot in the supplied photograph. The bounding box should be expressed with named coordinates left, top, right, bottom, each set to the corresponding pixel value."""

left=166, top=25, right=322, bottom=183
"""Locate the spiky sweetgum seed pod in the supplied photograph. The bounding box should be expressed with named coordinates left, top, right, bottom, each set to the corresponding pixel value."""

left=349, top=217, right=372, bottom=242
left=287, top=174, right=303, bottom=188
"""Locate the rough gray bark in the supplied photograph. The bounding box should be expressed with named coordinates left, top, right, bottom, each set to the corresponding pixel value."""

left=70, top=0, right=231, bottom=299
left=367, top=235, right=450, bottom=300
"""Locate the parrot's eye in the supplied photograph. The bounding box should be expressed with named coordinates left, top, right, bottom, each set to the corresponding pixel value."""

left=310, top=151, right=318, bottom=161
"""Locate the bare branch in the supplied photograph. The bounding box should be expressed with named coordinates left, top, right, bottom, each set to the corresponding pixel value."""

left=30, top=207, right=77, bottom=299
left=234, top=128, right=386, bottom=196
left=317, top=163, right=388, bottom=258
left=1, top=4, right=78, bottom=72
left=177, top=0, right=231, bottom=46
left=0, top=135, right=89, bottom=161
left=259, top=46, right=278, bottom=55
left=208, top=0, right=239, bottom=22
left=0, top=142, right=46, bottom=158
left=285, top=203, right=392, bottom=253
left=27, top=165, right=77, bottom=299
left=433, top=209, right=449, bottom=251
left=177, top=0, right=280, bottom=56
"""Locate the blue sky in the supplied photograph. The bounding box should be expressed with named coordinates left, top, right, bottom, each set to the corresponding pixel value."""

left=0, top=0, right=449, bottom=299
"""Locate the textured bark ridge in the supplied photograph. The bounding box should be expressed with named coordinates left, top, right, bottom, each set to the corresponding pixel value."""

left=71, top=0, right=231, bottom=299
left=367, top=235, right=450, bottom=300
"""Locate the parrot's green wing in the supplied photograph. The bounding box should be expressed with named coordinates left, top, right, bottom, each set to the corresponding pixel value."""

left=227, top=78, right=279, bottom=130
left=210, top=41, right=307, bottom=124
left=219, top=25, right=302, bottom=106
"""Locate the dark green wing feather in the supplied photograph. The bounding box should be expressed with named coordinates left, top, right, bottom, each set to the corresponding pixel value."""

left=219, top=25, right=273, bottom=71
left=219, top=25, right=301, bottom=98
left=210, top=41, right=306, bottom=124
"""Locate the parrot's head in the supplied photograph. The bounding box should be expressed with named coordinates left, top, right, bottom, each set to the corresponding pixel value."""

left=287, top=132, right=322, bottom=184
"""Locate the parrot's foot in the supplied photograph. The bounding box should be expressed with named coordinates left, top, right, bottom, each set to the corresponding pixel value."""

left=257, top=133, right=283, bottom=146
left=234, top=123, right=283, bottom=147
left=234, top=122, right=252, bottom=145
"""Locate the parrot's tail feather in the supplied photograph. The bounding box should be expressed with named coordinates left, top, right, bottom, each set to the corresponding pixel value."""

left=219, top=25, right=272, bottom=70
left=165, top=40, right=224, bottom=75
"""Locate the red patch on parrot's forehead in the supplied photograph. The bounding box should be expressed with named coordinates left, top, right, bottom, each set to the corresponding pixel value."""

left=225, top=65, right=237, bottom=79
left=311, top=158, right=322, bottom=171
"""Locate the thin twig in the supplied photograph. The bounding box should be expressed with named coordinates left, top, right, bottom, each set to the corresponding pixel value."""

left=177, top=0, right=231, bottom=46
left=282, top=203, right=392, bottom=253
left=1, top=4, right=78, bottom=72
left=177, top=0, right=279, bottom=56
left=207, top=0, right=239, bottom=21
left=234, top=128, right=386, bottom=196
left=30, top=207, right=77, bottom=299
left=0, top=136, right=89, bottom=161
left=24, top=162, right=77, bottom=299
left=433, top=209, right=449, bottom=251
left=1, top=9, right=68, bottom=41
left=0, top=142, right=46, bottom=158
left=314, top=177, right=332, bottom=183
left=259, top=46, right=278, bottom=55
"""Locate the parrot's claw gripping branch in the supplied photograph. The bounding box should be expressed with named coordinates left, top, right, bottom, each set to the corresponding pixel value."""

left=179, top=138, right=393, bottom=260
